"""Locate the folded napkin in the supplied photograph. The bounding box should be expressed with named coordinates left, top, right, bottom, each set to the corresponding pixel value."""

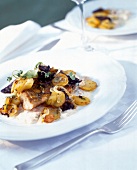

left=0, top=21, right=62, bottom=63
left=0, top=21, right=41, bottom=62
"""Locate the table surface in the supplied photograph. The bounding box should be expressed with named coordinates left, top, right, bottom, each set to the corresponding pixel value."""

left=0, top=17, right=137, bottom=170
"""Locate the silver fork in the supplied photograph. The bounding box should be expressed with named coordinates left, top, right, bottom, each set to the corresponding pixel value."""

left=14, top=100, right=137, bottom=170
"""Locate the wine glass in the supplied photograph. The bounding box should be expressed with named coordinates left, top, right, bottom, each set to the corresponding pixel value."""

left=71, top=0, right=93, bottom=51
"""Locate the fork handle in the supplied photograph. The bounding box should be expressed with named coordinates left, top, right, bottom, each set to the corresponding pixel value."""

left=14, top=128, right=101, bottom=170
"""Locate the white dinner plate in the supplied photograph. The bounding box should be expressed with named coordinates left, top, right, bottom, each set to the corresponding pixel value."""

left=0, top=49, right=126, bottom=141
left=65, top=0, right=137, bottom=36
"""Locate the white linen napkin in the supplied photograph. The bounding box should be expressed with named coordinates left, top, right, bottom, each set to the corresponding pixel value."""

left=0, top=21, right=41, bottom=61
left=0, top=21, right=62, bottom=63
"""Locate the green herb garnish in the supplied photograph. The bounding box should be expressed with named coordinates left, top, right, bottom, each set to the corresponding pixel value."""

left=12, top=70, right=23, bottom=78
left=35, top=62, right=43, bottom=69
left=69, top=72, right=75, bottom=80
left=7, top=76, right=12, bottom=82
left=44, top=72, right=51, bottom=78
left=7, top=69, right=38, bottom=82
left=22, top=70, right=38, bottom=79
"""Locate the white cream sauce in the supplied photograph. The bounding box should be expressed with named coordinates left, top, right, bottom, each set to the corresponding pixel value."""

left=109, top=9, right=131, bottom=27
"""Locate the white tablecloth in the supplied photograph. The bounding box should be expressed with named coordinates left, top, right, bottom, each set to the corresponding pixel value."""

left=0, top=19, right=137, bottom=170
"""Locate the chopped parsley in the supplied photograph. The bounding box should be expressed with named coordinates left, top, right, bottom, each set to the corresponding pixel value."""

left=7, top=76, right=12, bottom=82
left=35, top=62, right=43, bottom=69
left=69, top=72, right=75, bottom=80
left=7, top=69, right=38, bottom=81
left=44, top=72, right=51, bottom=78
left=12, top=70, right=23, bottom=78
left=22, top=70, right=38, bottom=79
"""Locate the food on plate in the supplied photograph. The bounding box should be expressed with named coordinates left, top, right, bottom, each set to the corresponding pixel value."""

left=0, top=62, right=97, bottom=124
left=86, top=7, right=130, bottom=29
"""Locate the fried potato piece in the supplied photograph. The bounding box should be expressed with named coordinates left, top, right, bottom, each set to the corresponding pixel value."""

left=42, top=107, right=60, bottom=123
left=73, top=95, right=90, bottom=106
left=1, top=103, right=18, bottom=116
left=5, top=96, right=21, bottom=106
left=79, top=79, right=97, bottom=91
left=46, top=91, right=57, bottom=106
left=52, top=73, right=68, bottom=86
left=11, top=78, right=34, bottom=94
left=44, top=113, right=55, bottom=123
left=47, top=90, right=65, bottom=107
left=99, top=19, right=115, bottom=29
left=86, top=16, right=101, bottom=27
left=86, top=8, right=116, bottom=30
left=0, top=96, right=21, bottom=116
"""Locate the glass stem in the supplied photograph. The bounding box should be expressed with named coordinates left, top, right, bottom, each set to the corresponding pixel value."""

left=79, top=3, right=85, bottom=43
left=78, top=2, right=93, bottom=51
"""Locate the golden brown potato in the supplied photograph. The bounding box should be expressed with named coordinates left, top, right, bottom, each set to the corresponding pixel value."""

left=55, top=91, right=65, bottom=107
left=46, top=91, right=57, bottom=106
left=86, top=16, right=101, bottom=27
left=8, top=104, right=18, bottom=117
left=73, top=95, right=90, bottom=106
left=5, top=96, right=20, bottom=106
left=52, top=73, right=68, bottom=86
left=86, top=8, right=117, bottom=30
left=11, top=97, right=20, bottom=105
left=99, top=19, right=115, bottom=29
left=1, top=96, right=21, bottom=116
left=47, top=90, right=65, bottom=107
left=42, top=107, right=60, bottom=123
left=2, top=103, right=18, bottom=116
left=11, top=78, right=34, bottom=94
left=79, top=79, right=97, bottom=91
left=44, top=113, right=55, bottom=123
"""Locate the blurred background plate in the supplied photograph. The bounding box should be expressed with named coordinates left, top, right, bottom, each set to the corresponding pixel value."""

left=65, top=0, right=137, bottom=35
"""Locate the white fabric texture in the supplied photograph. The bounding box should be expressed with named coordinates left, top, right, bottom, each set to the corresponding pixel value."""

left=0, top=21, right=62, bottom=63
left=0, top=21, right=40, bottom=62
